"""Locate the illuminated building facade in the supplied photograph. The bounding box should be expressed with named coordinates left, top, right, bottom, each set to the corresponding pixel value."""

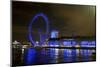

left=50, top=30, right=59, bottom=38
left=60, top=38, right=76, bottom=47
left=48, top=38, right=60, bottom=47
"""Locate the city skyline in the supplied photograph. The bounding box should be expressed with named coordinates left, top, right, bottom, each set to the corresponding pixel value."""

left=12, top=1, right=96, bottom=66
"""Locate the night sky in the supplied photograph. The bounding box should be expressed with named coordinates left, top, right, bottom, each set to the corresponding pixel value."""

left=12, top=1, right=96, bottom=42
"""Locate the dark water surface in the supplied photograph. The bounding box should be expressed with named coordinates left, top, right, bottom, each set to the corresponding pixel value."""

left=21, top=48, right=96, bottom=66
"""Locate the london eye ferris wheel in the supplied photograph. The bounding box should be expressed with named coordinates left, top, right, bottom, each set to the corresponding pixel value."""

left=28, top=13, right=49, bottom=46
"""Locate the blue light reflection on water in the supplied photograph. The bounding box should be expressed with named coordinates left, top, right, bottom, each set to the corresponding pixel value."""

left=23, top=48, right=95, bottom=65
left=24, top=48, right=36, bottom=65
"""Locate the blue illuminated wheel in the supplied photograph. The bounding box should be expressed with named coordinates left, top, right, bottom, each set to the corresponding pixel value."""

left=28, top=13, right=49, bottom=45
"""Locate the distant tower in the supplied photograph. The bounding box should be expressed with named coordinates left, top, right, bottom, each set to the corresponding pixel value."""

left=51, top=30, right=59, bottom=38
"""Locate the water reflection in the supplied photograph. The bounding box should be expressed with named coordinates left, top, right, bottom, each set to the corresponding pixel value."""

left=23, top=48, right=95, bottom=65
left=24, top=48, right=36, bottom=65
